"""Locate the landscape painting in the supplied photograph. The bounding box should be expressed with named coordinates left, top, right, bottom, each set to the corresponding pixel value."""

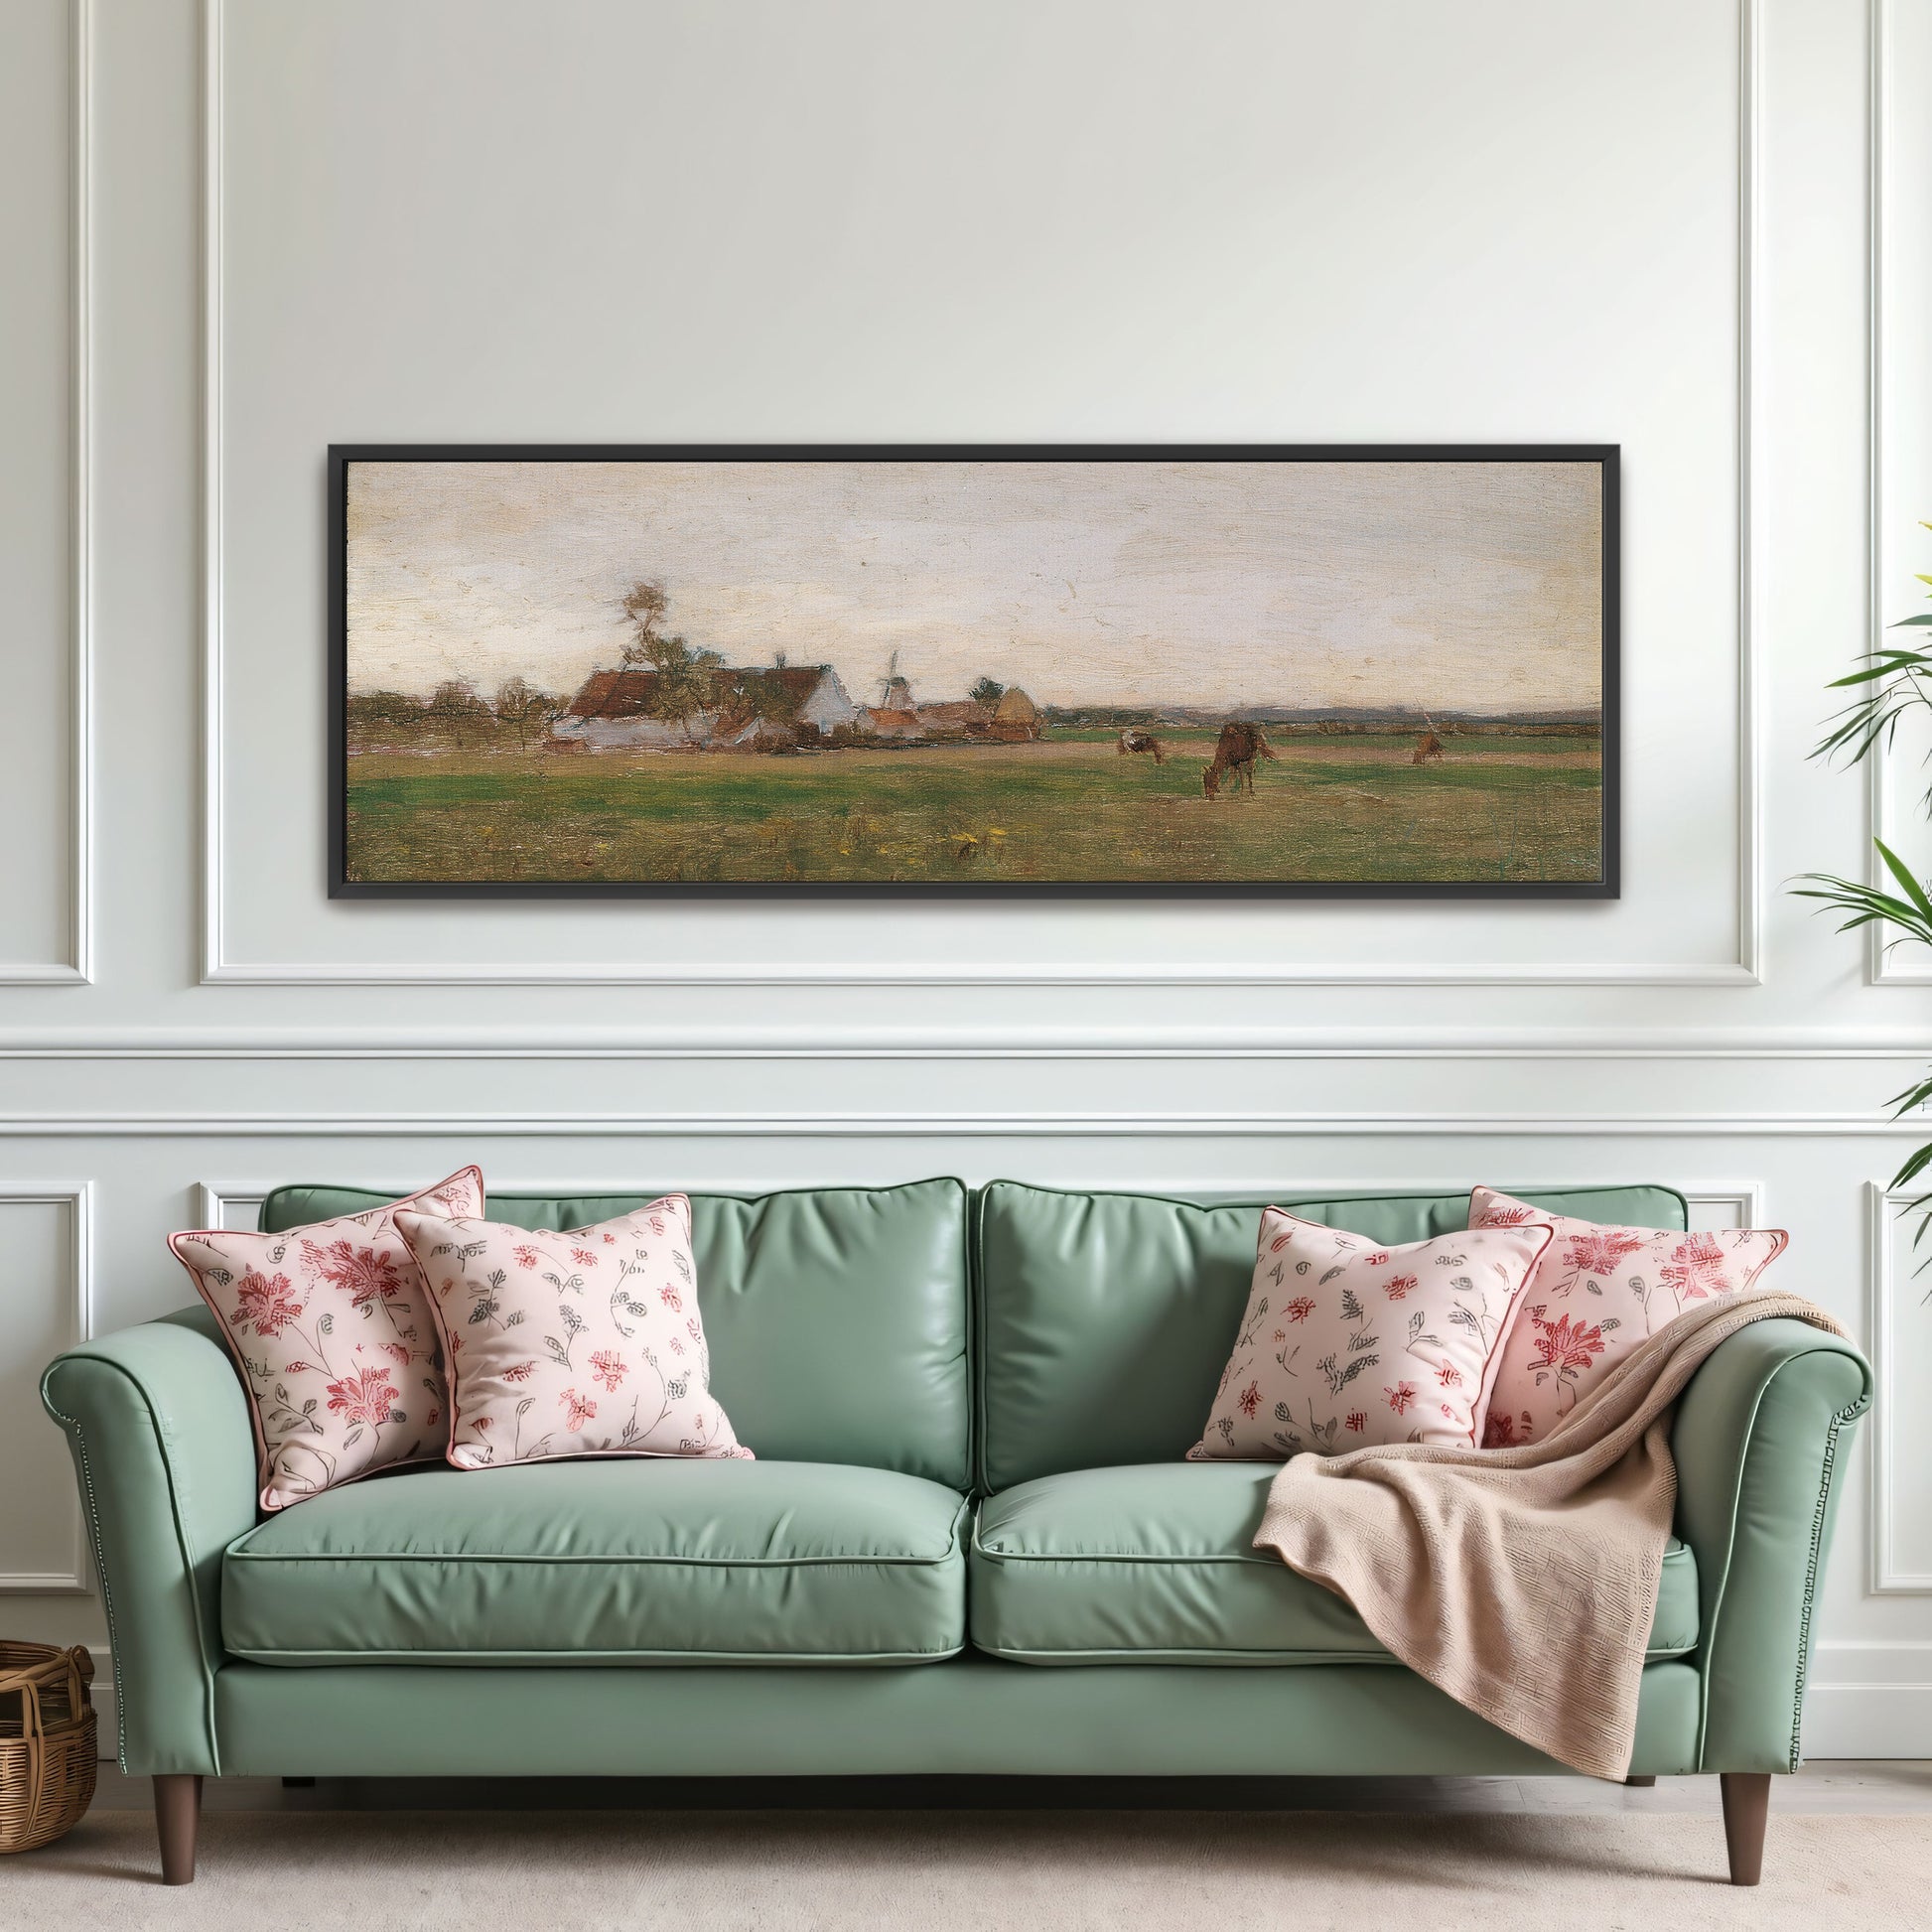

left=331, top=447, right=1615, bottom=894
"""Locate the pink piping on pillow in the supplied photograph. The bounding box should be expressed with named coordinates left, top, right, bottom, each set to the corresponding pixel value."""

left=417, top=1191, right=704, bottom=1472
left=167, top=1164, right=483, bottom=1511
left=1255, top=1207, right=1555, bottom=1449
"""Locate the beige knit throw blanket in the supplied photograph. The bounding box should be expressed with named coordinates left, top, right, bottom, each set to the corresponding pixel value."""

left=1252, top=1290, right=1845, bottom=1780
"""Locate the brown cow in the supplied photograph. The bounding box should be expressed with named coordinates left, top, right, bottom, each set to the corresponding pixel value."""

left=1411, top=731, right=1445, bottom=765
left=1201, top=722, right=1276, bottom=798
left=1117, top=728, right=1167, bottom=764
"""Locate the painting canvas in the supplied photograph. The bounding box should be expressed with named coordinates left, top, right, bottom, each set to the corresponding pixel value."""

left=331, top=446, right=1616, bottom=895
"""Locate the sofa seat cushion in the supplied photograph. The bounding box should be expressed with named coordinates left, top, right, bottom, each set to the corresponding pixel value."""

left=224, top=1458, right=968, bottom=1666
left=969, top=1462, right=1699, bottom=1664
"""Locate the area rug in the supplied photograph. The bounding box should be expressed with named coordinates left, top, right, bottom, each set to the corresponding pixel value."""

left=2, top=1808, right=1913, bottom=1932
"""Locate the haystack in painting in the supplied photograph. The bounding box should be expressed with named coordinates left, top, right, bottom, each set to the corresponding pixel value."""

left=987, top=688, right=1042, bottom=742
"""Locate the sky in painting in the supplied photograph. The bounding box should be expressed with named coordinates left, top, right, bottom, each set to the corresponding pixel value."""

left=345, top=460, right=1603, bottom=715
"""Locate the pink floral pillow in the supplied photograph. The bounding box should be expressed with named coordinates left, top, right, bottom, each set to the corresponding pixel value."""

left=1186, top=1207, right=1555, bottom=1458
left=1471, top=1186, right=1790, bottom=1447
left=396, top=1195, right=752, bottom=1469
left=168, top=1167, right=482, bottom=1511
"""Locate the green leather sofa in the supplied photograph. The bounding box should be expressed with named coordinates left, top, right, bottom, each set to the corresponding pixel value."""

left=41, top=1178, right=1870, bottom=1887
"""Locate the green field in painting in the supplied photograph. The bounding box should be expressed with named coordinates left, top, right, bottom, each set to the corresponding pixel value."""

left=344, top=734, right=1603, bottom=885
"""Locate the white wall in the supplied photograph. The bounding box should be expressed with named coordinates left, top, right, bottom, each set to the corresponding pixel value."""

left=2, top=0, right=1927, bottom=1755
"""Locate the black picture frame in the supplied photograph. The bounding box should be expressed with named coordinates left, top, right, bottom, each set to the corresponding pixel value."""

left=329, top=443, right=1619, bottom=899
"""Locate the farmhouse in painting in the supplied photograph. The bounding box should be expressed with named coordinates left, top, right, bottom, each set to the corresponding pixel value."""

left=550, top=663, right=860, bottom=751
left=867, top=680, right=1042, bottom=744
left=915, top=700, right=993, bottom=739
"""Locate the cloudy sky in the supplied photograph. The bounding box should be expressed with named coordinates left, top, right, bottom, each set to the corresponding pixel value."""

left=344, top=459, right=1603, bottom=714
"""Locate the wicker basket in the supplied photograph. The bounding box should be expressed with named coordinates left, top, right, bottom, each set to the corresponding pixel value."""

left=0, top=1643, right=96, bottom=1855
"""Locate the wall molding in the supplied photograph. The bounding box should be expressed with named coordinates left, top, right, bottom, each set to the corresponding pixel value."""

left=195, top=1183, right=1766, bottom=1229
left=203, top=960, right=1767, bottom=990
left=4, top=0, right=94, bottom=986
left=194, top=1181, right=239, bottom=1230
left=1734, top=0, right=1762, bottom=984
left=1, top=1184, right=93, bottom=1593
left=199, top=0, right=223, bottom=996
left=195, top=0, right=1763, bottom=992
left=0, top=1031, right=1929, bottom=1060
left=5, top=1109, right=1924, bottom=1139
left=1863, top=0, right=1920, bottom=986
left=67, top=0, right=92, bottom=986
left=1868, top=1178, right=1932, bottom=1592
left=1865, top=0, right=1932, bottom=988
left=1686, top=1184, right=1763, bottom=1229
left=1865, top=0, right=1891, bottom=984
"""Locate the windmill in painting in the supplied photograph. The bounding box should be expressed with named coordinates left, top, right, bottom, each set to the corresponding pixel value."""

left=334, top=449, right=1614, bottom=894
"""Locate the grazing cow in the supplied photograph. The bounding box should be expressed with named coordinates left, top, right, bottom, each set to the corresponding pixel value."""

left=1116, top=729, right=1167, bottom=764
left=1411, top=731, right=1445, bottom=765
left=1201, top=721, right=1276, bottom=798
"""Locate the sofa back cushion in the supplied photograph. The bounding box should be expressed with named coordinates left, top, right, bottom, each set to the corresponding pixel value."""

left=974, top=1181, right=1688, bottom=1492
left=260, top=1179, right=969, bottom=1489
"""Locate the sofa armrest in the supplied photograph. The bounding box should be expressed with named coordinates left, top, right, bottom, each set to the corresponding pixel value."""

left=41, top=1308, right=258, bottom=1774
left=1670, top=1314, right=1871, bottom=1774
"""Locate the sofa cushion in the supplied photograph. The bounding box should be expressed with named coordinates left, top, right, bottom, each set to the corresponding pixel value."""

left=1471, top=1184, right=1790, bottom=1449
left=974, top=1182, right=1690, bottom=1490
left=397, top=1196, right=752, bottom=1469
left=261, top=1179, right=970, bottom=1488
left=223, top=1458, right=968, bottom=1665
left=1186, top=1208, right=1554, bottom=1457
left=169, top=1165, right=482, bottom=1510
left=968, top=1461, right=1700, bottom=1664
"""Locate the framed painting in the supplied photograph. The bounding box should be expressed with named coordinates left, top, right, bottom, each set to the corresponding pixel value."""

left=329, top=444, right=1617, bottom=897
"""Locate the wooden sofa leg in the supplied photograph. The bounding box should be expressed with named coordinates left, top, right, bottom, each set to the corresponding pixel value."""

left=1720, top=1772, right=1769, bottom=1886
left=1623, top=1774, right=1656, bottom=1786
left=153, top=1773, right=202, bottom=1885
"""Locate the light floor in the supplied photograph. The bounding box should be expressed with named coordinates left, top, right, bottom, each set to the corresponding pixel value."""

left=20, top=1798, right=1932, bottom=1931
left=85, top=1757, right=1932, bottom=1815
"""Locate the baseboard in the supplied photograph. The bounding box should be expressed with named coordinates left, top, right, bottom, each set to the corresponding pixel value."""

left=1804, top=1686, right=1932, bottom=1758
left=1804, top=1646, right=1932, bottom=1757
left=59, top=1641, right=115, bottom=1761
left=91, top=1643, right=113, bottom=1760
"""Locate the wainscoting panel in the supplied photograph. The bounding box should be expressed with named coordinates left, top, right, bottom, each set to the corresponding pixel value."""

left=0, top=1187, right=90, bottom=1591
left=1868, top=0, right=1932, bottom=984
left=1868, top=1183, right=1932, bottom=1591
left=204, top=0, right=1753, bottom=990
left=197, top=1182, right=1769, bottom=1237
left=0, top=0, right=89, bottom=983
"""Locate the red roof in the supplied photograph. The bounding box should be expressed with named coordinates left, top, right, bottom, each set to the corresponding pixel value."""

left=566, top=669, right=659, bottom=719
left=566, top=664, right=830, bottom=721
